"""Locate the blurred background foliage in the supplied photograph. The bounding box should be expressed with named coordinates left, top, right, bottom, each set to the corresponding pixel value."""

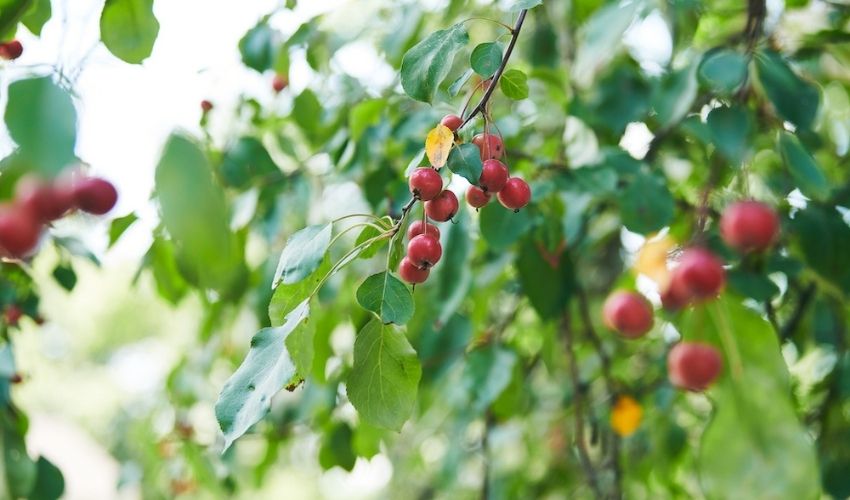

left=2, top=0, right=850, bottom=498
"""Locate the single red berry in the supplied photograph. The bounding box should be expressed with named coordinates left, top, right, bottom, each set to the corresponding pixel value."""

left=720, top=201, right=780, bottom=254
left=272, top=74, right=288, bottom=93
left=479, top=159, right=509, bottom=192
left=472, top=133, right=504, bottom=161
left=4, top=305, right=23, bottom=327
left=73, top=177, right=118, bottom=215
left=676, top=248, right=726, bottom=301
left=201, top=100, right=213, bottom=112
left=602, top=291, right=654, bottom=339
left=0, top=204, right=41, bottom=257
left=409, top=167, right=443, bottom=201
left=660, top=270, right=691, bottom=311
left=424, top=190, right=459, bottom=222
left=407, top=220, right=440, bottom=241
left=440, top=114, right=463, bottom=132
left=466, top=185, right=490, bottom=209
left=497, top=177, right=531, bottom=211
left=9, top=373, right=23, bottom=384
left=16, top=176, right=76, bottom=222
left=668, top=342, right=723, bottom=392
left=407, top=234, right=442, bottom=269
left=399, top=257, right=430, bottom=284
left=0, top=40, right=23, bottom=60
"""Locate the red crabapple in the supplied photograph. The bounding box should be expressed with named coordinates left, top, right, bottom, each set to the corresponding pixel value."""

left=409, top=168, right=443, bottom=201
left=720, top=201, right=780, bottom=254
left=668, top=342, right=722, bottom=392
left=472, top=133, right=504, bottom=161
left=16, top=176, right=76, bottom=221
left=660, top=270, right=691, bottom=311
left=425, top=190, right=458, bottom=222
left=4, top=305, right=23, bottom=327
left=0, top=204, right=41, bottom=257
left=602, top=291, right=654, bottom=339
left=399, top=257, right=430, bottom=284
left=675, top=247, right=726, bottom=301
left=479, top=159, right=509, bottom=192
left=466, top=186, right=491, bottom=209
left=440, top=114, right=463, bottom=132
left=497, top=178, right=531, bottom=211
left=0, top=40, right=23, bottom=60
left=272, top=74, right=288, bottom=93
left=73, top=177, right=118, bottom=215
left=407, top=234, right=442, bottom=269
left=201, top=100, right=213, bottom=112
left=407, top=220, right=440, bottom=241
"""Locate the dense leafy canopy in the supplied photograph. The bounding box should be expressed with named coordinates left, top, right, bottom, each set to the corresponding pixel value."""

left=2, top=0, right=850, bottom=498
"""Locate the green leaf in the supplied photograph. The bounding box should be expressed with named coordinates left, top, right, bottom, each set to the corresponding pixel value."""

left=155, top=134, right=243, bottom=292
left=446, top=143, right=483, bottom=184
left=349, top=98, right=386, bottom=141
left=470, top=42, right=502, bottom=77
left=506, top=0, right=543, bottom=11
left=516, top=236, right=574, bottom=320
left=448, top=69, right=474, bottom=97
left=433, top=211, right=471, bottom=326
left=4, top=77, right=77, bottom=176
left=479, top=201, right=533, bottom=250
left=51, top=264, right=76, bottom=291
left=572, top=0, right=640, bottom=87
left=29, top=456, right=64, bottom=500
left=3, top=417, right=37, bottom=498
left=698, top=48, right=748, bottom=95
left=462, top=345, right=517, bottom=413
left=653, top=62, right=697, bottom=127
left=790, top=205, right=850, bottom=293
left=21, top=0, right=50, bottom=35
left=319, top=423, right=356, bottom=472
left=146, top=237, right=189, bottom=305
left=292, top=89, right=322, bottom=142
left=618, top=173, right=674, bottom=234
left=215, top=301, right=309, bottom=450
left=355, top=225, right=387, bottom=260
left=220, top=137, right=279, bottom=189
left=400, top=23, right=469, bottom=103
left=272, top=224, right=332, bottom=287
left=108, top=213, right=138, bottom=248
left=99, top=0, right=159, bottom=64
left=500, top=68, right=529, bottom=100
left=346, top=320, right=421, bottom=431
left=356, top=272, right=415, bottom=325
left=676, top=298, right=819, bottom=500
left=727, top=269, right=779, bottom=301
left=755, top=50, right=820, bottom=130
left=0, top=0, right=33, bottom=39
left=239, top=22, right=277, bottom=72
left=707, top=105, right=751, bottom=165
left=269, top=255, right=330, bottom=325
left=778, top=132, right=829, bottom=200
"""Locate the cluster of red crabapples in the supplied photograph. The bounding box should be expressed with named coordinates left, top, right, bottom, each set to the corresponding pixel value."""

left=398, top=114, right=532, bottom=285
left=603, top=200, right=780, bottom=392
left=0, top=173, right=118, bottom=259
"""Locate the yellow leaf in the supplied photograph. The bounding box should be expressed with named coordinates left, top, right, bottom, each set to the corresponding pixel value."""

left=634, top=234, right=675, bottom=286
left=425, top=124, right=454, bottom=169
left=610, top=395, right=642, bottom=437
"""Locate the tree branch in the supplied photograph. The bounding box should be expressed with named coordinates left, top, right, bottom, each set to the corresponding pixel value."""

left=459, top=10, right=529, bottom=131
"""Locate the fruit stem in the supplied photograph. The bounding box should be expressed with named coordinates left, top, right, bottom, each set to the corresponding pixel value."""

left=458, top=9, right=529, bottom=131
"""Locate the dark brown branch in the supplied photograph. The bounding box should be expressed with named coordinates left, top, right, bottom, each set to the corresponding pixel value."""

left=459, top=10, right=529, bottom=130
left=561, top=312, right=604, bottom=497
left=780, top=283, right=816, bottom=341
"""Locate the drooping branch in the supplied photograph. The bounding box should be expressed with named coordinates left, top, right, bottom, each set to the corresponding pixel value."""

left=459, top=9, right=529, bottom=131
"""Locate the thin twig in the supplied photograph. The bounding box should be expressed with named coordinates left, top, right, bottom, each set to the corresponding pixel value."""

left=459, top=10, right=529, bottom=131
left=561, top=312, right=604, bottom=498
left=780, top=283, right=816, bottom=341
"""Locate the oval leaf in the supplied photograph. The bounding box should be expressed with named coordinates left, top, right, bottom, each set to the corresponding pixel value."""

left=446, top=143, right=483, bottom=184
left=778, top=132, right=829, bottom=200
left=425, top=124, right=454, bottom=169
left=470, top=42, right=502, bottom=77
left=707, top=105, right=752, bottom=165
left=755, top=50, right=820, bottom=130
left=216, top=301, right=309, bottom=450
left=618, top=173, right=674, bottom=234
left=273, top=223, right=333, bottom=287
left=400, top=23, right=469, bottom=103
left=698, top=48, right=748, bottom=95
left=99, top=0, right=160, bottom=64
left=500, top=68, right=529, bottom=100
left=356, top=272, right=414, bottom=325
left=346, top=320, right=422, bottom=431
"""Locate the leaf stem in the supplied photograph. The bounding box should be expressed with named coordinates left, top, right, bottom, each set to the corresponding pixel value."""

left=459, top=9, right=529, bottom=131
left=461, top=17, right=515, bottom=32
